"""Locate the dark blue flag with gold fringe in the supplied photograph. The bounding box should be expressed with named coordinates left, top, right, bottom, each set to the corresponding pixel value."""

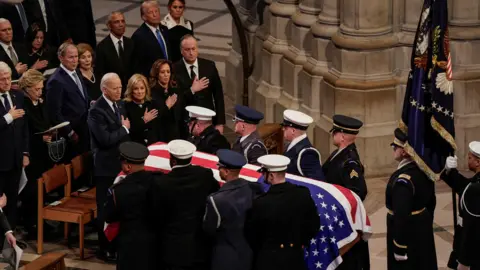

left=400, top=0, right=456, bottom=181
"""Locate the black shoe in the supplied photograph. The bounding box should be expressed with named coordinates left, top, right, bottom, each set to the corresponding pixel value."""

left=96, top=250, right=116, bottom=263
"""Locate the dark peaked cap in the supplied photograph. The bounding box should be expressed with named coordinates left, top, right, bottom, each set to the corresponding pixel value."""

left=390, top=128, right=407, bottom=148
left=329, top=115, right=363, bottom=135
left=119, top=142, right=150, bottom=164
left=217, top=149, right=247, bottom=169
left=234, top=105, right=264, bottom=124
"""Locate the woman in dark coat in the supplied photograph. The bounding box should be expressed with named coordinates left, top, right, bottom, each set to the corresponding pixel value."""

left=149, top=59, right=188, bottom=142
left=18, top=69, right=54, bottom=237
left=78, top=43, right=101, bottom=100
left=161, top=0, right=194, bottom=62
left=24, top=23, right=58, bottom=74
left=124, top=74, right=159, bottom=145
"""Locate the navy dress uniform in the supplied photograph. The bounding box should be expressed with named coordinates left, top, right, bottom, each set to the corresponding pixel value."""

left=104, top=142, right=156, bottom=270
left=186, top=106, right=230, bottom=154
left=441, top=141, right=480, bottom=269
left=246, top=155, right=320, bottom=270
left=203, top=149, right=264, bottom=270
left=386, top=129, right=437, bottom=270
left=322, top=115, right=367, bottom=200
left=282, top=110, right=325, bottom=180
left=231, top=105, right=267, bottom=165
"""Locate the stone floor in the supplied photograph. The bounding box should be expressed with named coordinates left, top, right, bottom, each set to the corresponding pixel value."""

left=10, top=0, right=460, bottom=269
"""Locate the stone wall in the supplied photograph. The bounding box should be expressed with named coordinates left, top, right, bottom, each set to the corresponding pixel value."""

left=226, top=0, right=480, bottom=177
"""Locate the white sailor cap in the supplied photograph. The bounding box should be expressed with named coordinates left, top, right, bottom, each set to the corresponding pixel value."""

left=168, top=139, right=196, bottom=159
left=469, top=141, right=480, bottom=158
left=186, top=106, right=216, bottom=121
left=281, top=109, right=313, bottom=130
left=256, top=154, right=291, bottom=172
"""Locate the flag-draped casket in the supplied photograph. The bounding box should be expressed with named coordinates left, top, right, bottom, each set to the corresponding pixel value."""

left=106, top=142, right=372, bottom=270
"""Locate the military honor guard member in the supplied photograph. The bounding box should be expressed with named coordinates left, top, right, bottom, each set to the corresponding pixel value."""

left=151, top=139, right=220, bottom=270
left=203, top=149, right=264, bottom=270
left=246, top=154, right=319, bottom=270
left=281, top=109, right=324, bottom=180
left=442, top=141, right=480, bottom=270
left=104, top=142, right=156, bottom=270
left=231, top=105, right=267, bottom=165
left=386, top=129, right=437, bottom=270
left=186, top=105, right=230, bottom=154
left=322, top=114, right=369, bottom=270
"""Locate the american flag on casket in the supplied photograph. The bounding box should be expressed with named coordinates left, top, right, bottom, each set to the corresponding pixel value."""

left=105, top=142, right=372, bottom=270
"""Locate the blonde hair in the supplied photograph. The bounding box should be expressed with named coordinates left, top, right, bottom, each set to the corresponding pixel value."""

left=124, top=74, right=152, bottom=102
left=77, top=43, right=94, bottom=57
left=18, top=69, right=44, bottom=90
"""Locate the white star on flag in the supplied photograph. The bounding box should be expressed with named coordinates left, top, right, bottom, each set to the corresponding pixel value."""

left=334, top=216, right=339, bottom=222
left=310, top=238, right=317, bottom=245
left=313, top=249, right=319, bottom=256
left=323, top=247, right=328, bottom=254
left=324, top=213, right=330, bottom=220
left=317, top=193, right=324, bottom=199
left=321, top=202, right=327, bottom=208
left=320, top=236, right=326, bottom=243
left=328, top=224, right=334, bottom=231
left=339, top=220, right=345, bottom=227
left=319, top=225, right=324, bottom=231
left=331, top=205, right=337, bottom=211
left=315, top=261, right=322, bottom=269
left=330, top=236, right=336, bottom=243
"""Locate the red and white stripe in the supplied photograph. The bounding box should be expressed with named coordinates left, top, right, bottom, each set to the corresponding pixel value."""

left=446, top=53, right=452, bottom=80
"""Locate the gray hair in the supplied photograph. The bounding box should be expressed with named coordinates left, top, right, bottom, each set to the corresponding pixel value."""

left=0, top=18, right=10, bottom=25
left=179, top=34, right=197, bottom=49
left=57, top=42, right=77, bottom=58
left=107, top=11, right=124, bottom=25
left=100, top=73, right=120, bottom=90
left=140, top=0, right=159, bottom=17
left=0, top=61, right=11, bottom=75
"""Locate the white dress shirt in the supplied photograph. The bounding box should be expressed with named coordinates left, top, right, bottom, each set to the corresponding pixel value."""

left=37, top=0, right=48, bottom=31
left=286, top=133, right=307, bottom=152
left=0, top=42, right=18, bottom=64
left=0, top=91, right=14, bottom=124
left=103, top=95, right=129, bottom=134
left=110, top=33, right=124, bottom=56
left=145, top=23, right=168, bottom=56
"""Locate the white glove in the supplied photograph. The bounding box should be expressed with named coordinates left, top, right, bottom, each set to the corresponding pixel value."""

left=458, top=263, right=470, bottom=270
left=394, top=253, right=408, bottom=261
left=445, top=156, right=458, bottom=170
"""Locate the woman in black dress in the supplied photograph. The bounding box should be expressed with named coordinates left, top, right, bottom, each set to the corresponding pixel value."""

left=161, top=0, right=194, bottom=62
left=149, top=59, right=187, bottom=142
left=124, top=74, right=159, bottom=145
left=18, top=69, right=54, bottom=237
left=77, top=43, right=101, bottom=100
left=24, top=23, right=58, bottom=73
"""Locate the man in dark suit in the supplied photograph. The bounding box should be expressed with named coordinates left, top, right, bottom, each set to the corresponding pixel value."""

left=87, top=72, right=130, bottom=262
left=46, top=43, right=90, bottom=160
left=53, top=0, right=96, bottom=49
left=281, top=109, right=325, bottom=181
left=0, top=19, right=28, bottom=80
left=173, top=34, right=225, bottom=133
left=0, top=61, right=29, bottom=230
left=131, top=0, right=170, bottom=77
left=95, top=12, right=135, bottom=92
left=0, top=194, right=17, bottom=249
left=0, top=1, right=28, bottom=43
left=22, top=0, right=62, bottom=47
left=151, top=139, right=220, bottom=270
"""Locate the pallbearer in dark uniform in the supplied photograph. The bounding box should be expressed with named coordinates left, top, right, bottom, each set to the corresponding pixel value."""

left=385, top=128, right=437, bottom=270
left=245, top=154, right=319, bottom=270
left=203, top=149, right=264, bottom=270
left=231, top=105, right=267, bottom=165
left=322, top=115, right=368, bottom=269
left=104, top=142, right=156, bottom=270
left=151, top=139, right=220, bottom=270
left=186, top=105, right=230, bottom=154
left=441, top=141, right=480, bottom=270
left=281, top=109, right=324, bottom=180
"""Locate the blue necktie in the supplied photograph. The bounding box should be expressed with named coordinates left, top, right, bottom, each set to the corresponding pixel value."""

left=15, top=4, right=28, bottom=32
left=155, top=29, right=168, bottom=60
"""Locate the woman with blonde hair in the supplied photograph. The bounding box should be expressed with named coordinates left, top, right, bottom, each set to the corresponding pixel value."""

left=18, top=69, right=54, bottom=238
left=77, top=43, right=101, bottom=100
left=124, top=74, right=159, bottom=145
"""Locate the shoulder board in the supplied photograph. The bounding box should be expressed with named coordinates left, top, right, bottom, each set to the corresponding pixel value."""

left=398, top=174, right=411, bottom=180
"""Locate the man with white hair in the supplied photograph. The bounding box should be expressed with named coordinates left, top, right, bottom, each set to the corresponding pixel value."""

left=442, top=142, right=480, bottom=270
left=0, top=18, right=28, bottom=80
left=0, top=61, right=29, bottom=231
left=87, top=72, right=130, bottom=262
left=0, top=1, right=28, bottom=43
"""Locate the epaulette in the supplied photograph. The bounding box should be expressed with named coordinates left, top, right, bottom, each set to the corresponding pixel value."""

left=395, top=174, right=415, bottom=194
left=398, top=174, right=411, bottom=180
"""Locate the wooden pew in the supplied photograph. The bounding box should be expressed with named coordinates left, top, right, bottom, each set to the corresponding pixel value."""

left=22, top=252, right=67, bottom=270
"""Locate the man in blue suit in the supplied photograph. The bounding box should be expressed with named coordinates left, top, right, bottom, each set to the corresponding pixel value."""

left=281, top=109, right=324, bottom=181
left=0, top=61, right=29, bottom=230
left=87, top=72, right=130, bottom=262
left=46, top=43, right=90, bottom=160
left=131, top=0, right=170, bottom=77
